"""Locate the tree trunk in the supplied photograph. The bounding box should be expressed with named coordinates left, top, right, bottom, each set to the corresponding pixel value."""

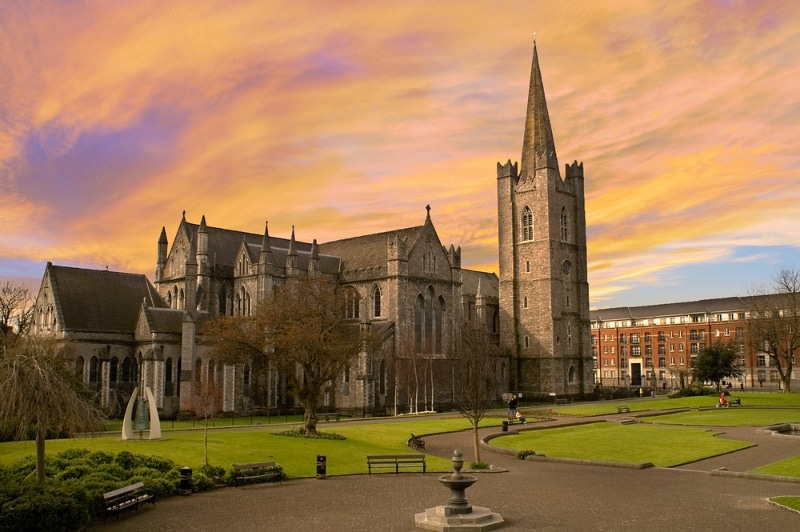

left=303, top=399, right=318, bottom=436
left=472, top=422, right=481, bottom=464
left=36, top=423, right=46, bottom=483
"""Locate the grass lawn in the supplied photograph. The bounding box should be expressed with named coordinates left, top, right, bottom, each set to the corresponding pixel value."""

left=770, top=496, right=800, bottom=512
left=489, top=422, right=752, bottom=467
left=548, top=392, right=800, bottom=417
left=0, top=416, right=493, bottom=478
left=753, top=455, right=800, bottom=478
left=641, top=408, right=800, bottom=427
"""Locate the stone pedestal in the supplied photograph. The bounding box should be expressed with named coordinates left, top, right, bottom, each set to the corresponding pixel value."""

left=414, top=505, right=505, bottom=531
left=414, top=449, right=505, bottom=531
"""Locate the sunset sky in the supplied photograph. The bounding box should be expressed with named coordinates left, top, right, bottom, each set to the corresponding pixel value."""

left=2, top=0, right=799, bottom=309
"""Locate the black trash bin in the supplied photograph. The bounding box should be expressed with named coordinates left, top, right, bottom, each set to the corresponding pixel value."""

left=179, top=467, right=193, bottom=495
left=502, top=421, right=509, bottom=432
left=316, top=455, right=326, bottom=479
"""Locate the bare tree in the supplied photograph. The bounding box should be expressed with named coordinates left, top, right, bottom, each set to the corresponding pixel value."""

left=745, top=268, right=800, bottom=393
left=192, top=368, right=222, bottom=466
left=0, top=280, right=35, bottom=350
left=0, top=338, right=106, bottom=482
left=453, top=321, right=502, bottom=465
left=204, top=277, right=367, bottom=436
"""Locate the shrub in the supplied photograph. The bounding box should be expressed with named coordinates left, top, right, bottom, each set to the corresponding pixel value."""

left=113, top=450, right=138, bottom=470
left=275, top=428, right=346, bottom=440
left=0, top=484, right=90, bottom=532
left=516, top=449, right=536, bottom=460
left=138, top=454, right=175, bottom=473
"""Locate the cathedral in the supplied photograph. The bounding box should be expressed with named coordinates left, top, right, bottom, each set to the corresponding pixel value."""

left=32, top=43, right=593, bottom=418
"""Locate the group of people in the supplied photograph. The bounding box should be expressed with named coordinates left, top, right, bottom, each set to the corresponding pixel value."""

left=507, top=395, right=526, bottom=423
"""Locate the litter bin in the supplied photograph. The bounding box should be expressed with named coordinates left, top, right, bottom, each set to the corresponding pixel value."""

left=316, top=455, right=326, bottom=479
left=179, top=467, right=193, bottom=495
left=502, top=421, right=509, bottom=432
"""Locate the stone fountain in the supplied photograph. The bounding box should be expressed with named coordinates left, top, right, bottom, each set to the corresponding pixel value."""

left=414, top=449, right=505, bottom=531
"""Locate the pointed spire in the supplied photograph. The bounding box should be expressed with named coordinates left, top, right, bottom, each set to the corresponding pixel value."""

left=158, top=227, right=168, bottom=244
left=199, top=215, right=207, bottom=232
left=288, top=226, right=297, bottom=257
left=520, top=41, right=558, bottom=179
left=309, top=239, right=320, bottom=276
left=259, top=221, right=272, bottom=265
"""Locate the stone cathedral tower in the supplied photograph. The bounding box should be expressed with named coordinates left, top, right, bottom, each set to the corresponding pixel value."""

left=497, top=42, right=593, bottom=397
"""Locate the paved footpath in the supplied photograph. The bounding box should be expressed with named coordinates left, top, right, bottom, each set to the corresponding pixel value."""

left=92, top=411, right=800, bottom=531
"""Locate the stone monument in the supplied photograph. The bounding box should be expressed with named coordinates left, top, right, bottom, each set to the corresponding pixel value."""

left=414, top=449, right=505, bottom=531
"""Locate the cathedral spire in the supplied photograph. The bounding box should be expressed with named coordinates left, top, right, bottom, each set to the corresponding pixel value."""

left=520, top=41, right=558, bottom=179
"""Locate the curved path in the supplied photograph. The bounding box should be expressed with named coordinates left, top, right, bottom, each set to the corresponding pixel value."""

left=91, top=411, right=800, bottom=531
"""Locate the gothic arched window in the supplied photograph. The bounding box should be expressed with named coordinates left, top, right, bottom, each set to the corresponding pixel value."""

left=560, top=207, right=569, bottom=242
left=434, top=296, right=446, bottom=353
left=522, top=206, right=534, bottom=242
left=343, top=287, right=360, bottom=320
left=75, top=356, right=85, bottom=381
left=372, top=285, right=382, bottom=318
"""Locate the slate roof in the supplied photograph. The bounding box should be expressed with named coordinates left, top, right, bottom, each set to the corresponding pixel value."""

left=47, top=263, right=166, bottom=333
left=589, top=296, right=753, bottom=322
left=144, top=307, right=186, bottom=334
left=184, top=222, right=341, bottom=275
left=319, top=226, right=423, bottom=272
left=461, top=269, right=499, bottom=299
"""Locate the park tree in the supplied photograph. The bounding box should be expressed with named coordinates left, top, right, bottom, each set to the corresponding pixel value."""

left=745, top=268, right=800, bottom=393
left=0, top=337, right=106, bottom=482
left=204, top=277, right=369, bottom=436
left=192, top=362, right=223, bottom=465
left=453, top=321, right=502, bottom=465
left=692, top=341, right=741, bottom=392
left=0, top=280, right=35, bottom=350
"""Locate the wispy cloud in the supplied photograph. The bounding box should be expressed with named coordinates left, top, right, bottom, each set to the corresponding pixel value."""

left=2, top=0, right=799, bottom=307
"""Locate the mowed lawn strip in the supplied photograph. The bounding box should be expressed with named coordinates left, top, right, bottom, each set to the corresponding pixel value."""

left=0, top=417, right=488, bottom=478
left=490, top=422, right=752, bottom=467
left=641, top=408, right=800, bottom=427
left=550, top=392, right=800, bottom=417
left=753, top=456, right=800, bottom=478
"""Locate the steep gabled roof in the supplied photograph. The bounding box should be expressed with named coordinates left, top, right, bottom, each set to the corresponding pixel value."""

left=47, top=263, right=166, bottom=333
left=183, top=221, right=340, bottom=275
left=319, top=226, right=423, bottom=271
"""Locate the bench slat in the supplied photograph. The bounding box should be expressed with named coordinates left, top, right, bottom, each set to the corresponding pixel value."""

left=367, top=454, right=426, bottom=474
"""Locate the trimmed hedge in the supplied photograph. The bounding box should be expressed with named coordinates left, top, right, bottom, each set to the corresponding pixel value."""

left=0, top=448, right=233, bottom=530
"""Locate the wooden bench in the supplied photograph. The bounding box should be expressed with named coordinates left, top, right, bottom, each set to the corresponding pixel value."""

left=555, top=398, right=569, bottom=406
left=321, top=413, right=341, bottom=422
left=103, top=481, right=155, bottom=518
left=367, top=454, right=426, bottom=474
left=617, top=405, right=631, bottom=413
left=233, top=462, right=283, bottom=487
left=407, top=433, right=425, bottom=451
left=729, top=397, right=741, bottom=406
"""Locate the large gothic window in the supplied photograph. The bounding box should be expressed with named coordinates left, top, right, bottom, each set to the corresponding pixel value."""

left=88, top=356, right=98, bottom=385
left=560, top=207, right=569, bottom=242
left=109, top=357, right=118, bottom=383
left=414, top=294, right=425, bottom=353
left=378, top=360, right=386, bottom=395
left=372, top=285, right=382, bottom=318
left=522, top=206, right=534, bottom=242
left=434, top=296, right=445, bottom=353
left=121, top=356, right=133, bottom=382
left=343, top=287, right=360, bottom=320
left=75, top=356, right=84, bottom=382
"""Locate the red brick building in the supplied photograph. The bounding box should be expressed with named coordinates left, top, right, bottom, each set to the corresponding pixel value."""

left=590, top=296, right=798, bottom=392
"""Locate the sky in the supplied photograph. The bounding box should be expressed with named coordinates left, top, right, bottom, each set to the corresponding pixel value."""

left=2, top=0, right=799, bottom=309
